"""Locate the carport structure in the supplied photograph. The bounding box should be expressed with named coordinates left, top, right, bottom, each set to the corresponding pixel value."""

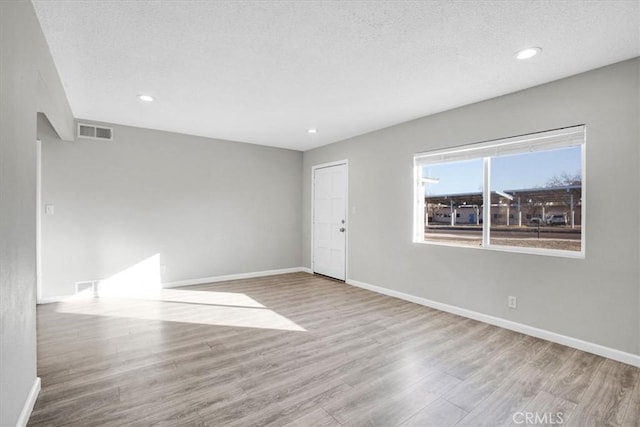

left=425, top=185, right=582, bottom=228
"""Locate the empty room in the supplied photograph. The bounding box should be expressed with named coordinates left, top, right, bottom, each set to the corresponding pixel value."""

left=1, top=0, right=640, bottom=426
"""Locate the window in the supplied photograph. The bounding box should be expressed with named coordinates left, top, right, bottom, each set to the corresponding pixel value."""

left=414, top=126, right=585, bottom=257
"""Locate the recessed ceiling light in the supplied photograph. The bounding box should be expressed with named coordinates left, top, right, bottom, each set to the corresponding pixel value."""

left=307, top=129, right=317, bottom=134
left=516, top=47, right=542, bottom=60
left=137, top=94, right=155, bottom=102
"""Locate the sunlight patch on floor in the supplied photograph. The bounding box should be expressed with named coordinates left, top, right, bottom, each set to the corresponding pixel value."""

left=55, top=295, right=305, bottom=331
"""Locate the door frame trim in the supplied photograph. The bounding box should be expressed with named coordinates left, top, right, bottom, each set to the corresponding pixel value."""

left=311, top=159, right=349, bottom=281
left=36, top=138, right=42, bottom=303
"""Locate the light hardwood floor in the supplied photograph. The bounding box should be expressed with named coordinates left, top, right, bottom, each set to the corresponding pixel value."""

left=29, top=273, right=639, bottom=426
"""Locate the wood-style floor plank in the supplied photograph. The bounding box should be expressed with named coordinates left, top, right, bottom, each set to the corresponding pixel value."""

left=622, top=376, right=640, bottom=427
left=28, top=272, right=640, bottom=426
left=518, top=391, right=577, bottom=426
left=455, top=362, right=556, bottom=426
left=283, top=408, right=341, bottom=427
left=566, top=359, right=639, bottom=426
left=323, top=368, right=458, bottom=427
left=442, top=336, right=551, bottom=413
left=543, top=349, right=605, bottom=404
left=399, top=398, right=468, bottom=427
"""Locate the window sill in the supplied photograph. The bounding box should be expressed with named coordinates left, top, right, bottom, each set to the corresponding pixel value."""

left=413, top=239, right=585, bottom=259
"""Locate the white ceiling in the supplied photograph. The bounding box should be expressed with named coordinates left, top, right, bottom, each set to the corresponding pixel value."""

left=32, top=0, right=639, bottom=151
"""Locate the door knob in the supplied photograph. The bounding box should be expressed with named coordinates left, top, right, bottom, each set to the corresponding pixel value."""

left=339, top=227, right=346, bottom=232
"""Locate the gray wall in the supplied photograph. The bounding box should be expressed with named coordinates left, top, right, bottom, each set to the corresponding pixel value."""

left=0, top=1, right=74, bottom=426
left=39, top=120, right=302, bottom=299
left=302, top=58, right=640, bottom=356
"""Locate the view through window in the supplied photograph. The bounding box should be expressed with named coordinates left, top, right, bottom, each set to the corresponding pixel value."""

left=414, top=126, right=585, bottom=256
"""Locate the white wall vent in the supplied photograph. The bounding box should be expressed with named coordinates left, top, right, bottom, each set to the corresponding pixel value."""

left=77, top=123, right=113, bottom=141
left=75, top=280, right=99, bottom=297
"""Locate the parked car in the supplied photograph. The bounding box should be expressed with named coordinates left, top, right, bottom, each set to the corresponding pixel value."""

left=546, top=214, right=567, bottom=225
left=529, top=217, right=544, bottom=225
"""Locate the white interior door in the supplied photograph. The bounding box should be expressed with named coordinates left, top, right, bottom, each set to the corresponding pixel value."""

left=313, top=163, right=347, bottom=281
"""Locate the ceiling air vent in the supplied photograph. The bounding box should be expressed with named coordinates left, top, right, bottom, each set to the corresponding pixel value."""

left=77, top=123, right=113, bottom=141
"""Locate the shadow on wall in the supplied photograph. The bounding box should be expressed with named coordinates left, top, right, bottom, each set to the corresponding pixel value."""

left=55, top=254, right=306, bottom=332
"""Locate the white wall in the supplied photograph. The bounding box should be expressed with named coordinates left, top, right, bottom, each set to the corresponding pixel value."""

left=39, top=119, right=302, bottom=299
left=302, top=58, right=640, bottom=356
left=0, top=1, right=74, bottom=426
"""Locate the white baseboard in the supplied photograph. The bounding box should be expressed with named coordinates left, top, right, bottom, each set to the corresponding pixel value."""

left=37, top=295, right=70, bottom=304
left=162, top=267, right=310, bottom=288
left=346, top=278, right=640, bottom=368
left=38, top=267, right=313, bottom=304
left=16, top=377, right=40, bottom=427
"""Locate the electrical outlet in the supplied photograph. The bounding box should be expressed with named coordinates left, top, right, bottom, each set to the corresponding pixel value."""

left=508, top=296, right=517, bottom=309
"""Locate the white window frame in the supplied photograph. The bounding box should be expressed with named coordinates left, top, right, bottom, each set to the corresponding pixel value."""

left=413, top=125, right=586, bottom=258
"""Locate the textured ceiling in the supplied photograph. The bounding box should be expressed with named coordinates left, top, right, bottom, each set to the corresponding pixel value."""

left=32, top=0, right=640, bottom=151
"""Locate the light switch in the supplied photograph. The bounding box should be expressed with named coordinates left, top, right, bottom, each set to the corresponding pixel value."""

left=45, top=204, right=55, bottom=215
